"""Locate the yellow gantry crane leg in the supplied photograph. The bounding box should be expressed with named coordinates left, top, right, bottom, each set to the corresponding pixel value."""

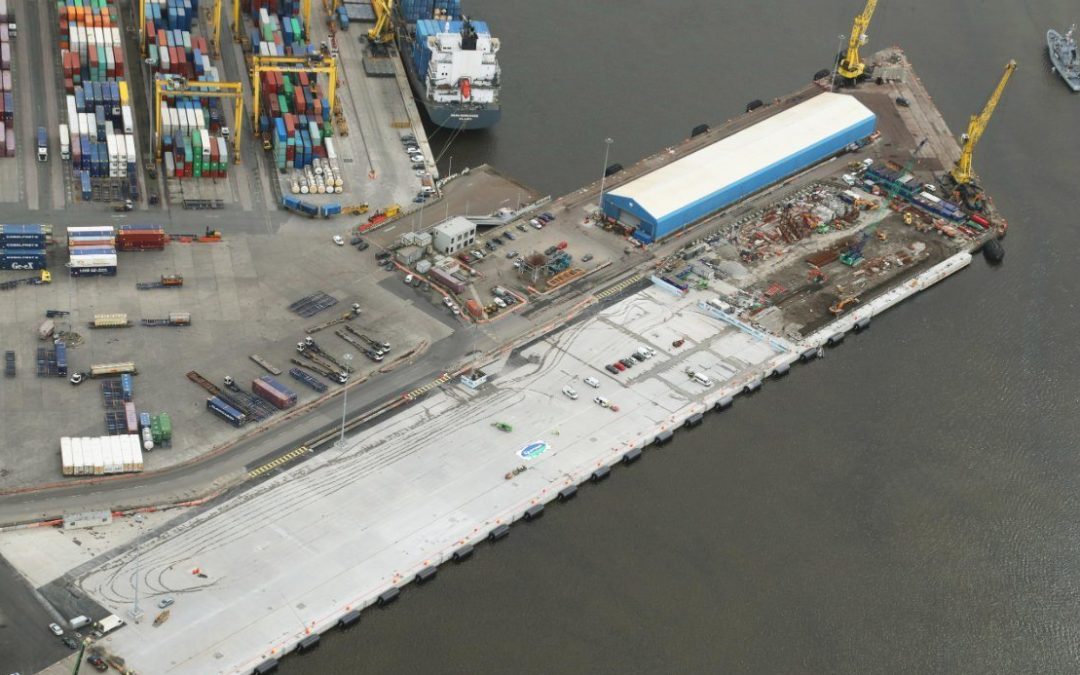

left=837, top=0, right=878, bottom=80
left=950, top=59, right=1017, bottom=186
left=154, top=79, right=245, bottom=164
left=249, top=55, right=339, bottom=131
left=209, top=0, right=223, bottom=59
left=368, top=0, right=396, bottom=43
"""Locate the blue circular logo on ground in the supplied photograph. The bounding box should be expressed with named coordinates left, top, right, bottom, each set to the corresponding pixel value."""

left=519, top=441, right=549, bottom=460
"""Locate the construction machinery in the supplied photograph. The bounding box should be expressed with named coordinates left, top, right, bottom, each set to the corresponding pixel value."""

left=343, top=203, right=370, bottom=215
left=949, top=59, right=1017, bottom=188
left=368, top=0, right=395, bottom=44
left=136, top=274, right=183, bottom=290
left=836, top=0, right=878, bottom=81
left=249, top=55, right=338, bottom=132
left=829, top=295, right=860, bottom=315
left=154, top=77, right=244, bottom=162
left=841, top=139, right=926, bottom=266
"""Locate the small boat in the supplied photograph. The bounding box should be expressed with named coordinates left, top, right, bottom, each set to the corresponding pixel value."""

left=154, top=609, right=170, bottom=626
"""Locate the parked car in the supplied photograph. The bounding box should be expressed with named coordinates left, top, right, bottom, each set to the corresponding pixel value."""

left=493, top=297, right=507, bottom=309
left=593, top=396, right=610, bottom=408
left=404, top=274, right=414, bottom=284
left=516, top=223, right=528, bottom=232
left=581, top=253, right=594, bottom=263
left=530, top=219, right=543, bottom=229
left=332, top=235, right=345, bottom=246
left=88, top=654, right=109, bottom=671
left=355, top=240, right=370, bottom=251
left=492, top=236, right=503, bottom=245
left=503, top=231, right=515, bottom=241
left=631, top=353, right=645, bottom=363
left=62, top=637, right=78, bottom=650
left=49, top=623, right=64, bottom=636
left=542, top=211, right=555, bottom=221
left=605, top=364, right=620, bottom=375
left=895, top=96, right=911, bottom=107
left=562, top=386, right=578, bottom=400
left=545, top=245, right=558, bottom=256
left=583, top=376, right=600, bottom=388
left=620, top=358, right=635, bottom=369
left=612, top=362, right=626, bottom=372
left=505, top=250, right=518, bottom=259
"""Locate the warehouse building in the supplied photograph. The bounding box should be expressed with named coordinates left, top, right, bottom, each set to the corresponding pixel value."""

left=432, top=216, right=477, bottom=254
left=602, top=93, right=877, bottom=243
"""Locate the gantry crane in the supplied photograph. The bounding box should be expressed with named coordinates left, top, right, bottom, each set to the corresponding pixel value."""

left=154, top=77, right=244, bottom=163
left=949, top=59, right=1017, bottom=187
left=249, top=55, right=339, bottom=130
left=368, top=0, right=396, bottom=44
left=209, top=0, right=223, bottom=59
left=234, top=0, right=311, bottom=38
left=837, top=0, right=878, bottom=81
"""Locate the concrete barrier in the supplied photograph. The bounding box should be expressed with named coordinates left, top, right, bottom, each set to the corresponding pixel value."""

left=253, top=659, right=279, bottom=674
left=621, top=448, right=642, bottom=465
left=488, top=523, right=510, bottom=541
left=590, top=466, right=611, bottom=483
left=557, top=485, right=578, bottom=501
left=377, top=587, right=400, bottom=606
left=524, top=504, right=545, bottom=521
left=296, top=634, right=320, bottom=653
left=452, top=544, right=474, bottom=562
left=337, top=610, right=361, bottom=629
left=415, top=566, right=438, bottom=584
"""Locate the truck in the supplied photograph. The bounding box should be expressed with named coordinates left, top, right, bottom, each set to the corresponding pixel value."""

left=58, top=123, right=69, bottom=160
left=36, top=127, right=47, bottom=161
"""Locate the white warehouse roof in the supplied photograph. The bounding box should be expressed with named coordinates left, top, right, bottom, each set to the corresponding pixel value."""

left=606, top=93, right=875, bottom=221
left=433, top=216, right=477, bottom=237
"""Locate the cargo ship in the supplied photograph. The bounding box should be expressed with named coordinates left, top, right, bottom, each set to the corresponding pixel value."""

left=395, top=1, right=501, bottom=130
left=1047, top=25, right=1080, bottom=92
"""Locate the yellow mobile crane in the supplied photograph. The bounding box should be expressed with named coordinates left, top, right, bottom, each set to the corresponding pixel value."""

left=369, top=0, right=396, bottom=44
left=154, top=78, right=244, bottom=163
left=234, top=0, right=311, bottom=38
left=949, top=59, right=1017, bottom=187
left=249, top=55, right=339, bottom=130
left=837, top=0, right=878, bottom=81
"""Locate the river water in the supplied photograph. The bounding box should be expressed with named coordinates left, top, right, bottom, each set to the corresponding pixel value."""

left=299, top=1, right=1080, bottom=672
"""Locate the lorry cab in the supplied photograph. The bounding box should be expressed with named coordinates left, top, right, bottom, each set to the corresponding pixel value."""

left=36, top=127, right=47, bottom=161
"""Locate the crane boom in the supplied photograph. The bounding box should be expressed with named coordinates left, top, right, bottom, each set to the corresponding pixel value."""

left=950, top=59, right=1016, bottom=186
left=369, top=0, right=396, bottom=44
left=837, top=0, right=878, bottom=80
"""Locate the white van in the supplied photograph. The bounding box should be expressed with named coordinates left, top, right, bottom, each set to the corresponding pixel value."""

left=691, top=372, right=713, bottom=387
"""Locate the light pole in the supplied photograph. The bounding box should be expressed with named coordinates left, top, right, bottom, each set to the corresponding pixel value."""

left=832, top=34, right=845, bottom=90
left=338, top=353, right=353, bottom=447
left=129, top=514, right=145, bottom=623
left=448, top=155, right=453, bottom=178
left=597, top=138, right=614, bottom=217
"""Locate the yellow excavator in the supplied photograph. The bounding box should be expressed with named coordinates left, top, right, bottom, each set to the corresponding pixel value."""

left=837, top=0, right=878, bottom=81
left=949, top=60, right=1017, bottom=187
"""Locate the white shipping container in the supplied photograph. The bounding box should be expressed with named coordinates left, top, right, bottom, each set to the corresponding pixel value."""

left=201, top=129, right=210, bottom=160
left=160, top=44, right=170, bottom=71
left=95, top=27, right=104, bottom=48
left=111, top=27, right=120, bottom=46
left=325, top=137, right=337, bottom=160
left=186, top=108, right=196, bottom=132
left=93, top=437, right=105, bottom=475
left=70, top=439, right=81, bottom=476
left=121, top=106, right=133, bottom=134
left=61, top=437, right=73, bottom=476
left=218, top=136, right=228, bottom=165
left=194, top=108, right=205, bottom=130
left=125, top=134, right=136, bottom=164
left=105, top=48, right=114, bottom=75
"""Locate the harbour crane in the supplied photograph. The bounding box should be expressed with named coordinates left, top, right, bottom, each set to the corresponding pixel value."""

left=836, top=0, right=878, bottom=80
left=369, top=0, right=396, bottom=44
left=949, top=59, right=1017, bottom=187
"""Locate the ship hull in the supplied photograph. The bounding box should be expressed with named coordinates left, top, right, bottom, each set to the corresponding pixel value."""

left=397, top=24, right=502, bottom=130
left=1047, top=29, right=1080, bottom=92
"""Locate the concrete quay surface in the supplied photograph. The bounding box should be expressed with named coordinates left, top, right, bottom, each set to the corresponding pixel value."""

left=20, top=247, right=968, bottom=675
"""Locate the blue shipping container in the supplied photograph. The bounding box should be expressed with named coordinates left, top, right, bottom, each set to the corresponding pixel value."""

left=55, top=341, right=68, bottom=377
left=121, top=374, right=134, bottom=401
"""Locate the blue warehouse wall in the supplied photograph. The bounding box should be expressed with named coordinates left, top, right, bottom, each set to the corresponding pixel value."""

left=602, top=114, right=877, bottom=243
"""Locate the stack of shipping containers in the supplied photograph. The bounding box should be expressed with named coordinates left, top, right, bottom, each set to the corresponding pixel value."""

left=243, top=3, right=336, bottom=176
left=0, top=225, right=47, bottom=270
left=0, top=0, right=14, bottom=157
left=115, top=224, right=167, bottom=250
left=399, top=0, right=462, bottom=22
left=60, top=435, right=144, bottom=476
left=145, top=0, right=231, bottom=180
left=57, top=0, right=138, bottom=201
left=67, top=225, right=117, bottom=276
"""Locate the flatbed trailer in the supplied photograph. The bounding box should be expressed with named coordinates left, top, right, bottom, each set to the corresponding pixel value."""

left=250, top=354, right=283, bottom=375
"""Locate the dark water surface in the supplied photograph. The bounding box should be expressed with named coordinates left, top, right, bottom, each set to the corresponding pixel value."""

left=299, top=1, right=1080, bottom=672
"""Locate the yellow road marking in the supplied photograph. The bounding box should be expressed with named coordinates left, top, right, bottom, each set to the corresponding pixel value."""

left=247, top=446, right=311, bottom=479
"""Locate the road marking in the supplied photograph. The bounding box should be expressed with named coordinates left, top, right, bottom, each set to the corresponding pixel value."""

left=247, top=446, right=311, bottom=479
left=403, top=373, right=451, bottom=401
left=594, top=273, right=644, bottom=300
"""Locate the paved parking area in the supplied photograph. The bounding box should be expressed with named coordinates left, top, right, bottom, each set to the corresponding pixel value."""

left=0, top=231, right=454, bottom=488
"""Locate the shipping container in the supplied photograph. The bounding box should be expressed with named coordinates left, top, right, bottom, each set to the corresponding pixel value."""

left=207, top=396, right=246, bottom=427
left=124, top=402, right=138, bottom=434
left=89, top=361, right=137, bottom=378
left=252, top=375, right=297, bottom=409
left=116, top=224, right=167, bottom=250
left=120, top=373, right=133, bottom=401
left=429, top=266, right=466, bottom=294
left=55, top=341, right=68, bottom=377
left=60, top=434, right=143, bottom=476
left=157, top=412, right=172, bottom=440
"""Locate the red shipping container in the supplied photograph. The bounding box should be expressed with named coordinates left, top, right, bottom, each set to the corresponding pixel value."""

left=124, top=402, right=138, bottom=434
left=294, top=89, right=305, bottom=115
left=114, top=46, right=124, bottom=77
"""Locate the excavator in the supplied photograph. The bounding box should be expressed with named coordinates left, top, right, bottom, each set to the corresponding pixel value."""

left=836, top=0, right=877, bottom=81
left=946, top=60, right=1016, bottom=210
left=368, top=0, right=395, bottom=50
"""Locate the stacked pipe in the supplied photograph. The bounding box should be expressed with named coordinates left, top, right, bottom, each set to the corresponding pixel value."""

left=67, top=226, right=117, bottom=276
left=56, top=0, right=137, bottom=200
left=0, top=1, right=13, bottom=157
left=290, top=138, right=343, bottom=194
left=0, top=225, right=47, bottom=270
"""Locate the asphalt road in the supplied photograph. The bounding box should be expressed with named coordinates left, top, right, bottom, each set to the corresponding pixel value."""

left=0, top=553, right=69, bottom=674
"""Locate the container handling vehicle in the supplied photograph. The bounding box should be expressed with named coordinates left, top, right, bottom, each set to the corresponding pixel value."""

left=0, top=269, right=50, bottom=290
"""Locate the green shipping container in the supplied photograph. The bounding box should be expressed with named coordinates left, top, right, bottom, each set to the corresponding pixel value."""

left=150, top=418, right=163, bottom=444
left=159, top=412, right=172, bottom=440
